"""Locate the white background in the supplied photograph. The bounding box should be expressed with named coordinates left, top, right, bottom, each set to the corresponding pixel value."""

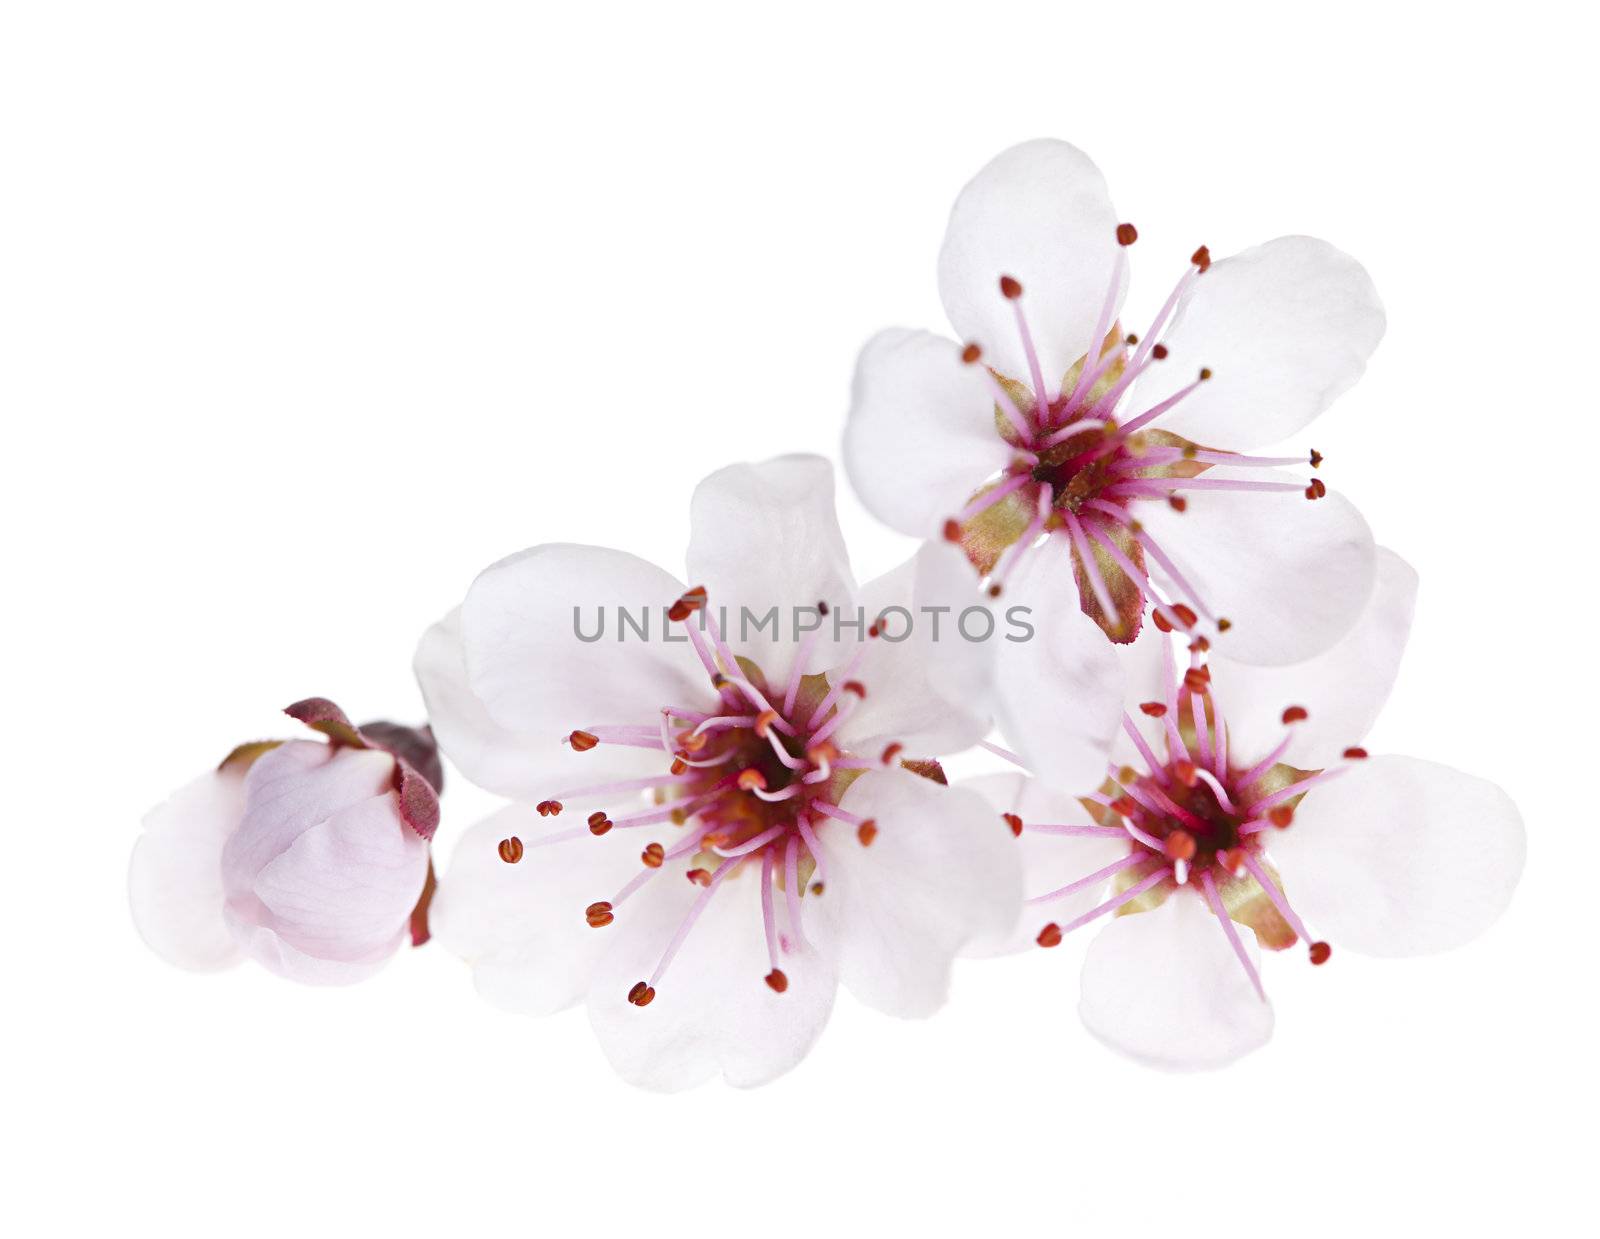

left=4, top=2, right=1593, bottom=1234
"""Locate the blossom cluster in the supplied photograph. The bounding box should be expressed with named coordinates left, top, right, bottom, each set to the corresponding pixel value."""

left=130, top=140, right=1524, bottom=1088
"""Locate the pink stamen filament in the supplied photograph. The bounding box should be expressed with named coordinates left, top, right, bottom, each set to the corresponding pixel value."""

left=796, top=816, right=829, bottom=885
left=648, top=856, right=739, bottom=987
left=956, top=472, right=1031, bottom=524
left=1028, top=852, right=1148, bottom=905
left=1063, top=510, right=1120, bottom=626
left=1062, top=249, right=1128, bottom=410
left=1200, top=870, right=1266, bottom=1001
left=1247, top=768, right=1348, bottom=813
left=1121, top=713, right=1170, bottom=785
left=1240, top=852, right=1315, bottom=944
left=783, top=833, right=808, bottom=948
left=714, top=823, right=789, bottom=858
left=1056, top=866, right=1172, bottom=936
left=760, top=848, right=781, bottom=970
left=1008, top=295, right=1052, bottom=424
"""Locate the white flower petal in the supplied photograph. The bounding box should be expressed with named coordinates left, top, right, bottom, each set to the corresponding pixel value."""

left=1137, top=467, right=1376, bottom=666
left=807, top=769, right=1022, bottom=1017
left=990, top=545, right=1124, bottom=792
left=685, top=455, right=857, bottom=683
left=1128, top=235, right=1385, bottom=450
left=1079, top=892, right=1274, bottom=1070
left=938, top=139, right=1124, bottom=385
left=129, top=768, right=247, bottom=972
left=245, top=794, right=429, bottom=968
left=1268, top=755, right=1525, bottom=957
left=843, top=328, right=1011, bottom=539
left=586, top=864, right=837, bottom=1091
left=431, top=806, right=640, bottom=1016
left=221, top=742, right=396, bottom=894
left=458, top=542, right=708, bottom=792
left=1211, top=547, right=1418, bottom=769
left=837, top=541, right=994, bottom=757
left=960, top=773, right=1128, bottom=956
left=414, top=609, right=551, bottom=801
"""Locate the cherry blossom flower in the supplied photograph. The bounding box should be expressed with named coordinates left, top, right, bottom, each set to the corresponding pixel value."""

left=129, top=699, right=440, bottom=985
left=414, top=455, right=1065, bottom=1089
left=844, top=138, right=1386, bottom=664
left=966, top=550, right=1524, bottom=1068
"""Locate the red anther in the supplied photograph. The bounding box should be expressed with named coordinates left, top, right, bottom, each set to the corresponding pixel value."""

left=1153, top=609, right=1174, bottom=633
left=1173, top=760, right=1199, bottom=787
left=641, top=842, right=665, bottom=868
left=961, top=342, right=982, bottom=364
left=1216, top=848, right=1246, bottom=874
left=1304, top=477, right=1327, bottom=501
left=1167, top=495, right=1188, bottom=513
left=587, top=812, right=613, bottom=836
left=1125, top=333, right=1140, bottom=346
left=818, top=600, right=830, bottom=616
left=686, top=868, right=712, bottom=887
left=867, top=622, right=881, bottom=638
left=881, top=742, right=904, bottom=766
left=679, top=731, right=708, bottom=753
left=1000, top=274, right=1023, bottom=299
left=1191, top=245, right=1212, bottom=272
left=627, top=981, right=656, bottom=1007
left=943, top=518, right=962, bottom=543
left=1037, top=923, right=1063, bottom=948
left=1343, top=746, right=1369, bottom=760
left=1171, top=603, right=1198, bottom=628
left=1268, top=805, right=1295, bottom=828
left=1308, top=941, right=1332, bottom=966
left=1199, top=367, right=1213, bottom=381
left=667, top=585, right=708, bottom=621
left=586, top=900, right=613, bottom=918
left=737, top=768, right=768, bottom=791
left=1151, top=343, right=1169, bottom=360
left=857, top=819, right=879, bottom=846
left=807, top=740, right=841, bottom=765
left=1002, top=812, right=1024, bottom=837
left=670, top=758, right=688, bottom=776
left=1183, top=667, right=1210, bottom=694
left=1110, top=796, right=1138, bottom=818
left=1165, top=830, right=1197, bottom=862
left=843, top=680, right=867, bottom=698
left=1189, top=635, right=1211, bottom=653
left=1309, top=448, right=1324, bottom=468
left=498, top=836, right=524, bottom=864
left=1282, top=706, right=1309, bottom=724
left=1116, top=222, right=1139, bottom=246
left=754, top=709, right=779, bottom=737
left=1216, top=617, right=1233, bottom=632
left=810, top=882, right=825, bottom=896
left=1140, top=701, right=1169, bottom=717
left=536, top=799, right=564, bottom=817
left=568, top=730, right=599, bottom=752
left=765, top=969, right=789, bottom=993
left=586, top=900, right=615, bottom=928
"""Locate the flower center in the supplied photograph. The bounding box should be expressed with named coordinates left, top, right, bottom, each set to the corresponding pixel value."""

left=500, top=589, right=902, bottom=1008
left=943, top=228, right=1324, bottom=643
left=1007, top=639, right=1362, bottom=990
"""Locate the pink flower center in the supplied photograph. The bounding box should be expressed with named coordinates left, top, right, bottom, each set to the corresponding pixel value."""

left=1012, top=637, right=1360, bottom=996
left=503, top=591, right=903, bottom=1007
left=947, top=227, right=1324, bottom=640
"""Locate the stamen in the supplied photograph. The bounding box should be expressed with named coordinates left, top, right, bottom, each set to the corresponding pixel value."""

left=712, top=823, right=787, bottom=858
left=498, top=837, right=524, bottom=864
left=1027, top=852, right=1149, bottom=905
left=1050, top=866, right=1172, bottom=937
left=999, top=274, right=1051, bottom=424
left=645, top=856, right=739, bottom=989
left=760, top=847, right=781, bottom=973
left=1239, top=853, right=1327, bottom=964
left=1199, top=870, right=1266, bottom=1001
left=796, top=816, right=829, bottom=886
left=1063, top=510, right=1120, bottom=628
left=783, top=833, right=808, bottom=950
